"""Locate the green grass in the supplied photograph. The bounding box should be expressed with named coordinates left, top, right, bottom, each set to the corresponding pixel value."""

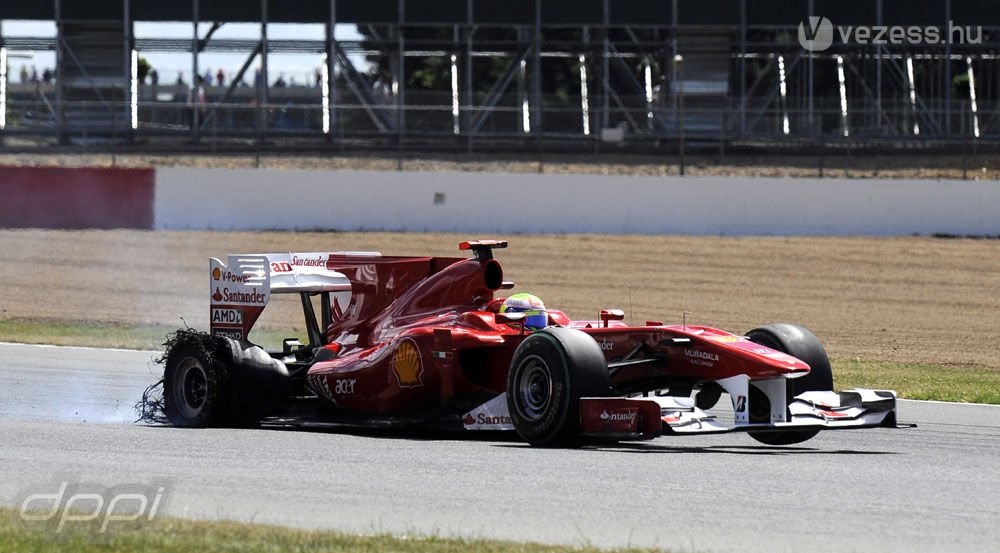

left=1, top=318, right=998, bottom=404
left=0, top=507, right=655, bottom=553
left=0, top=319, right=293, bottom=352
left=832, top=358, right=1000, bottom=404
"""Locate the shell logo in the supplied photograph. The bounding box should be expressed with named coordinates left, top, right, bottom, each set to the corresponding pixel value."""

left=212, top=267, right=221, bottom=280
left=392, top=339, right=423, bottom=388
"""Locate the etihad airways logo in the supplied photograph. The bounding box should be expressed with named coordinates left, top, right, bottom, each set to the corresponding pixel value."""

left=798, top=16, right=982, bottom=52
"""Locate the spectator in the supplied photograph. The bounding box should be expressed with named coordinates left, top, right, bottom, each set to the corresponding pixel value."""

left=274, top=74, right=287, bottom=88
left=314, top=68, right=322, bottom=88
left=172, top=72, right=186, bottom=102
left=42, top=69, right=53, bottom=84
left=30, top=65, right=39, bottom=83
left=372, top=70, right=392, bottom=104
left=216, top=68, right=225, bottom=88
left=150, top=69, right=159, bottom=87
left=19, top=65, right=28, bottom=84
left=203, top=68, right=213, bottom=87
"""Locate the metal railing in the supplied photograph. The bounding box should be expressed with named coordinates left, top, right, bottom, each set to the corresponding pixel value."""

left=2, top=86, right=996, bottom=147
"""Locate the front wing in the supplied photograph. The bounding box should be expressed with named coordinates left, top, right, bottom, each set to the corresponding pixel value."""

left=578, top=389, right=901, bottom=440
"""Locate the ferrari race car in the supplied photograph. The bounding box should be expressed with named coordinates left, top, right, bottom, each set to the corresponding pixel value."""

left=154, top=240, right=901, bottom=446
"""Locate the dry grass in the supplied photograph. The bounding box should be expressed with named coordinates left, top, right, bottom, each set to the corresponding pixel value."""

left=1, top=230, right=998, bottom=369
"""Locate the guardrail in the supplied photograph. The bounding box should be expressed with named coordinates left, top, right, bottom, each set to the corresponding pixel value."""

left=1, top=85, right=996, bottom=151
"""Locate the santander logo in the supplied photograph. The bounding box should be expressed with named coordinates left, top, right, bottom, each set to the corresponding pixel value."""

left=599, top=409, right=637, bottom=422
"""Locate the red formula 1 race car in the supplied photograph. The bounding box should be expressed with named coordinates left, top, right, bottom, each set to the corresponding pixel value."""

left=155, top=240, right=900, bottom=446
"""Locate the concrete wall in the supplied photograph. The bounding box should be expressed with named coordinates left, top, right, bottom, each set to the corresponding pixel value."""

left=155, top=168, right=1000, bottom=236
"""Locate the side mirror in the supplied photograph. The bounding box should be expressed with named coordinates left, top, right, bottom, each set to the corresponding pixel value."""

left=282, top=338, right=303, bottom=355
left=599, top=309, right=625, bottom=328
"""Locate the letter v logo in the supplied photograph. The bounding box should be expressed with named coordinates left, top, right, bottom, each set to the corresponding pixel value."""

left=798, top=16, right=834, bottom=52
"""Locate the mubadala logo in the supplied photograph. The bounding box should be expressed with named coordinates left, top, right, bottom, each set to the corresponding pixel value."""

left=798, top=16, right=983, bottom=52
left=684, top=349, right=719, bottom=362
left=798, top=16, right=834, bottom=52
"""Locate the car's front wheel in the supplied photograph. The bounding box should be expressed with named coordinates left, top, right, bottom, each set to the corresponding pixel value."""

left=745, top=323, right=834, bottom=446
left=506, top=328, right=610, bottom=447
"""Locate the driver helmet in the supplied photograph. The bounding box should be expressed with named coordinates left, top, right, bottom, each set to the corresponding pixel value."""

left=500, top=293, right=548, bottom=330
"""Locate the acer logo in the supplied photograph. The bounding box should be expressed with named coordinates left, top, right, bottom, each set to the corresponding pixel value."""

left=334, top=379, right=356, bottom=395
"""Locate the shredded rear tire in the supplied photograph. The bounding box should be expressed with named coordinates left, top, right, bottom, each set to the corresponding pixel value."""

left=164, top=344, right=229, bottom=427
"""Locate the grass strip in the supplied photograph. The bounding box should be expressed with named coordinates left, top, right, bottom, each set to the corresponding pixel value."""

left=2, top=318, right=997, bottom=404
left=0, top=319, right=291, bottom=352
left=832, top=358, right=1000, bottom=404
left=0, top=507, right=654, bottom=553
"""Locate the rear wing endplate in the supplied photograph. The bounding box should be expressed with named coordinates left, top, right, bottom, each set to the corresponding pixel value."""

left=209, top=252, right=361, bottom=340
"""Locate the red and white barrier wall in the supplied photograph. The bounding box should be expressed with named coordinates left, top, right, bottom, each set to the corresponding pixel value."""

left=3, top=165, right=999, bottom=236
left=0, top=166, right=154, bottom=229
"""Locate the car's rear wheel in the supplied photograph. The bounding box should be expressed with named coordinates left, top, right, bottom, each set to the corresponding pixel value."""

left=745, top=323, right=834, bottom=446
left=506, top=328, right=610, bottom=447
left=164, top=345, right=227, bottom=427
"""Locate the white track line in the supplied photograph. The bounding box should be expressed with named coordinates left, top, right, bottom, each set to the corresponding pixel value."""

left=0, top=341, right=159, bottom=355
left=899, top=398, right=1000, bottom=408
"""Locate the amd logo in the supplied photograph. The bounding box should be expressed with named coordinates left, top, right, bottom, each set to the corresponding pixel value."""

left=211, top=308, right=243, bottom=324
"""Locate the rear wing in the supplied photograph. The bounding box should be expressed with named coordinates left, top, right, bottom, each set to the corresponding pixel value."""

left=209, top=252, right=376, bottom=340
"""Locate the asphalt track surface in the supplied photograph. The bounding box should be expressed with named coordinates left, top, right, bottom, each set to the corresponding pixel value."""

left=1, top=342, right=998, bottom=552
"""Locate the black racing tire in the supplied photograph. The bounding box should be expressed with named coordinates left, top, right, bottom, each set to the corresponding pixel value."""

left=506, top=327, right=610, bottom=447
left=163, top=345, right=229, bottom=427
left=745, top=323, right=834, bottom=446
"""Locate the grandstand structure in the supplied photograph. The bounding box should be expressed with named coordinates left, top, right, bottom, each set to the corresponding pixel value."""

left=0, top=0, right=998, bottom=149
